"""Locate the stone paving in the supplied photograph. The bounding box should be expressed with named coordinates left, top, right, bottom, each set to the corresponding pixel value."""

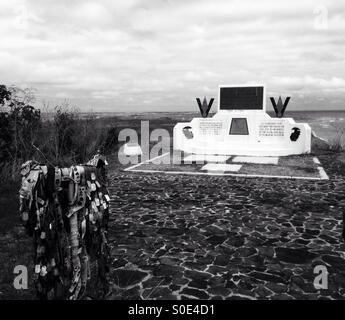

left=106, top=152, right=345, bottom=300
left=0, top=152, right=344, bottom=300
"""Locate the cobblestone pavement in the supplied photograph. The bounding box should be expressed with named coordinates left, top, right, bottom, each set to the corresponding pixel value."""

left=0, top=153, right=344, bottom=300
left=106, top=153, right=345, bottom=300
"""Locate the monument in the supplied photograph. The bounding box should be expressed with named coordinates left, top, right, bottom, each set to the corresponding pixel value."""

left=173, top=84, right=311, bottom=156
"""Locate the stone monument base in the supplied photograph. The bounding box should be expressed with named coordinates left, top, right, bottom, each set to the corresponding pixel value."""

left=174, top=110, right=311, bottom=157
left=123, top=150, right=328, bottom=180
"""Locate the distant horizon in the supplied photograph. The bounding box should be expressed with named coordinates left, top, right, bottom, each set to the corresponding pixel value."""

left=32, top=90, right=345, bottom=113
left=39, top=108, right=345, bottom=114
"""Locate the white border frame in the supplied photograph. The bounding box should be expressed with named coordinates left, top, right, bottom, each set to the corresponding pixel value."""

left=218, top=83, right=266, bottom=113
left=126, top=169, right=328, bottom=181
left=124, top=154, right=329, bottom=181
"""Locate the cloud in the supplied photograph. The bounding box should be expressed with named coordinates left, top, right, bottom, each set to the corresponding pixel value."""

left=272, top=76, right=345, bottom=92
left=0, top=0, right=344, bottom=111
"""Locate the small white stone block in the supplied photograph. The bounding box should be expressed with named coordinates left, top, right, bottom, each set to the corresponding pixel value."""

left=201, top=163, right=242, bottom=172
left=123, top=143, right=142, bottom=156
left=232, top=156, right=279, bottom=165
left=184, top=154, right=230, bottom=163
left=313, top=157, right=321, bottom=165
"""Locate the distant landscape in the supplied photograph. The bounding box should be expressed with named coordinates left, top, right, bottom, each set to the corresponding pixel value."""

left=40, top=109, right=345, bottom=142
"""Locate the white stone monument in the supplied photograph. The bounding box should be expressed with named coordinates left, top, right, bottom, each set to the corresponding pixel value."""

left=173, top=84, right=311, bottom=156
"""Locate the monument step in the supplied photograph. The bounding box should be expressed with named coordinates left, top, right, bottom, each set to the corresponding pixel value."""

left=187, top=145, right=301, bottom=157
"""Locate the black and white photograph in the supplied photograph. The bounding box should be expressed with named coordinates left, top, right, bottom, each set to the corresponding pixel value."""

left=0, top=0, right=345, bottom=314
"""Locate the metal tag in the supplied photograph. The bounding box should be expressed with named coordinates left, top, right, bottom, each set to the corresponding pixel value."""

left=81, top=219, right=86, bottom=238
left=22, top=212, right=29, bottom=222
left=92, top=201, right=98, bottom=213
left=40, top=266, right=47, bottom=277
left=35, top=264, right=41, bottom=273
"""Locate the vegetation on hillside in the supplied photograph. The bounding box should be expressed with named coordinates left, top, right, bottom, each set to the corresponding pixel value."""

left=0, top=84, right=120, bottom=184
left=0, top=84, right=120, bottom=226
left=329, top=123, right=345, bottom=151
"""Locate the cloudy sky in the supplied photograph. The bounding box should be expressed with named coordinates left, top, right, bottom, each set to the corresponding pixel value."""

left=0, top=0, right=344, bottom=112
